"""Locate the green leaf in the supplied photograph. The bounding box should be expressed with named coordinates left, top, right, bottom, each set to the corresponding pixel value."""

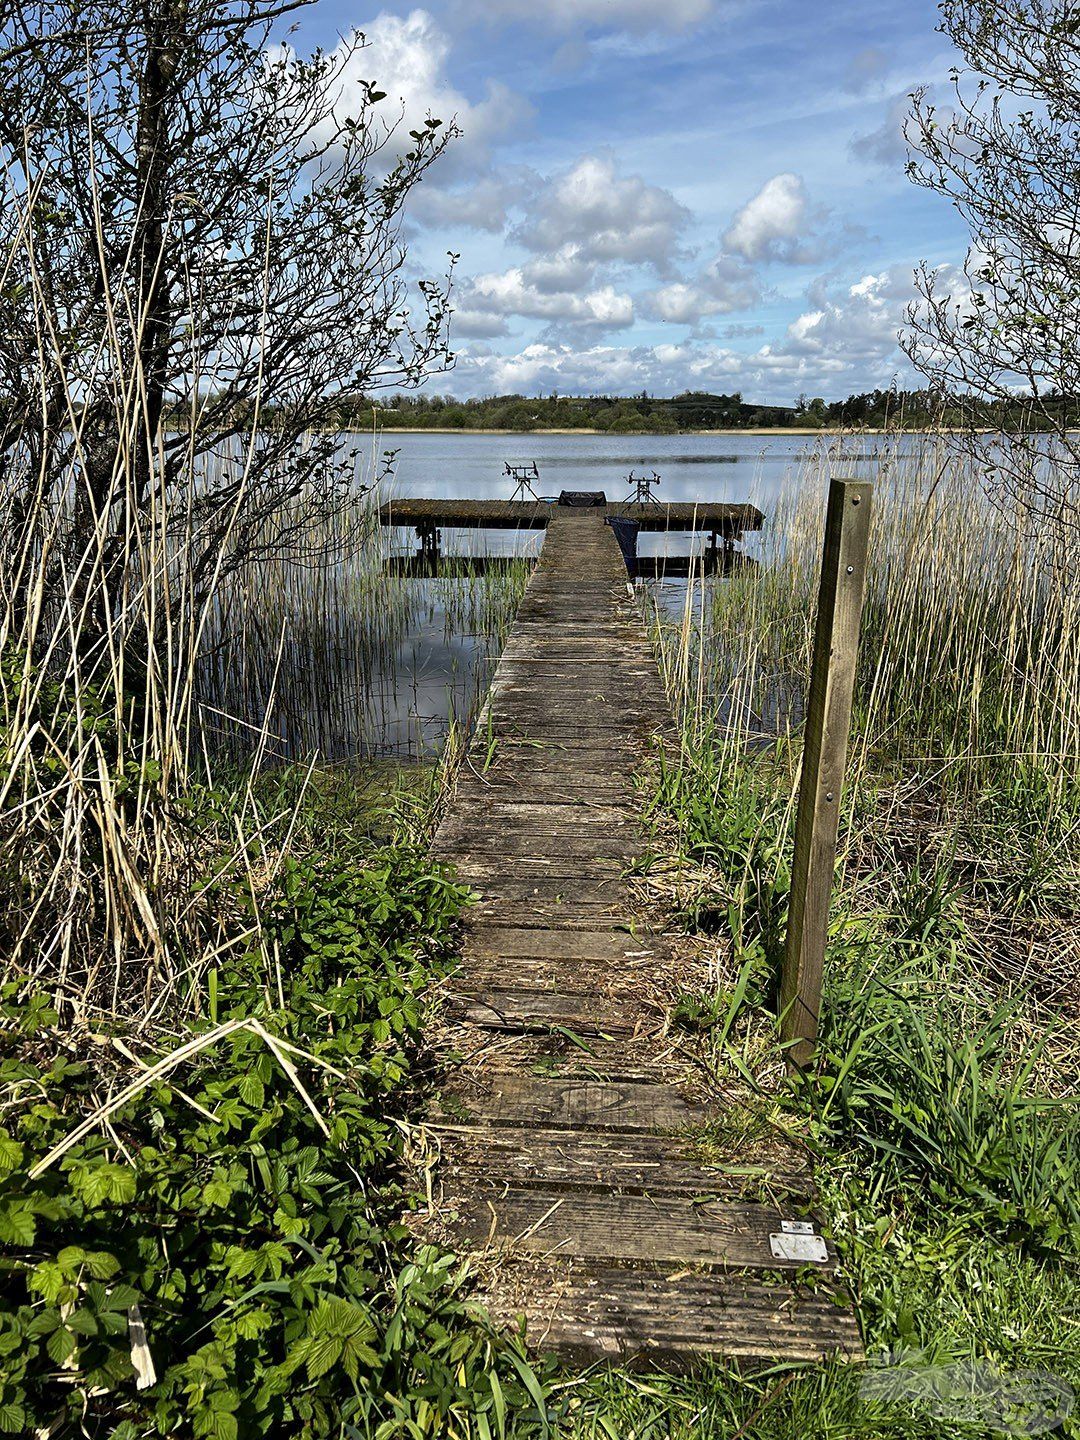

left=26, top=1308, right=61, bottom=1337
left=202, top=1176, right=236, bottom=1209
left=238, top=1072, right=264, bottom=1109
left=505, top=1350, right=550, bottom=1436
left=490, top=1368, right=506, bottom=1437
left=100, top=1283, right=140, bottom=1311
left=29, top=1261, right=65, bottom=1303
left=46, top=1325, right=77, bottom=1365
left=0, top=1401, right=27, bottom=1434
left=69, top=1162, right=136, bottom=1208
left=194, top=1410, right=237, bottom=1440
left=0, top=1131, right=23, bottom=1178
left=85, top=1251, right=121, bottom=1280
left=67, top=1307, right=99, bottom=1337
left=0, top=1200, right=35, bottom=1246
left=301, top=1331, right=343, bottom=1380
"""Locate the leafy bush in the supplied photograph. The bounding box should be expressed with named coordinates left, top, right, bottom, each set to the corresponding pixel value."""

left=0, top=841, right=555, bottom=1438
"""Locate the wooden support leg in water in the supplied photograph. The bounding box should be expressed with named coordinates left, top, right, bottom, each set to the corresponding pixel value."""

left=780, top=478, right=872, bottom=1069
left=415, top=522, right=442, bottom=562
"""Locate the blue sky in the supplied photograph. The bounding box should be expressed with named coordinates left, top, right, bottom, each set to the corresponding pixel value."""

left=291, top=0, right=972, bottom=403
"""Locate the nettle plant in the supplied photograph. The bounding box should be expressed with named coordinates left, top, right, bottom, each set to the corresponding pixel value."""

left=0, top=841, right=526, bottom=1438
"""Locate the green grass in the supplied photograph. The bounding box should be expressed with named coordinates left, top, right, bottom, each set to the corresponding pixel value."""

left=598, top=439, right=1080, bottom=1439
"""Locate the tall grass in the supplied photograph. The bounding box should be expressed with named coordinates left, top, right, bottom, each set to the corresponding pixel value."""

left=0, top=406, right=260, bottom=1024
left=634, top=434, right=1080, bottom=1435
left=198, top=483, right=530, bottom=762
left=660, top=437, right=1080, bottom=781
left=653, top=438, right=1080, bottom=985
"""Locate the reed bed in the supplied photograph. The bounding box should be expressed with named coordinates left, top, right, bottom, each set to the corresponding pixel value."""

left=198, top=487, right=531, bottom=762
left=660, top=437, right=1079, bottom=775
left=652, top=436, right=1080, bottom=1001
left=0, top=449, right=244, bottom=1024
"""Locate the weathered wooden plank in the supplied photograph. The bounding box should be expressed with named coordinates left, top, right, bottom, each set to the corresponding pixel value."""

left=468, top=911, right=644, bottom=935
left=452, top=853, right=630, bottom=875
left=466, top=899, right=645, bottom=930
left=463, top=928, right=667, bottom=963
left=436, top=1073, right=709, bottom=1132
left=444, top=989, right=638, bottom=1036
left=460, top=871, right=637, bottom=897
left=452, top=802, right=634, bottom=825
left=439, top=1126, right=813, bottom=1199
left=479, top=1264, right=861, bottom=1366
left=443, top=1035, right=668, bottom=1083
left=433, top=831, right=638, bottom=861
left=449, top=784, right=636, bottom=812
left=449, top=959, right=639, bottom=997
left=454, top=1189, right=834, bottom=1271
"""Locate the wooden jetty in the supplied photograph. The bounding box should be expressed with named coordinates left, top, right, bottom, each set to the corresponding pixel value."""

left=378, top=497, right=762, bottom=534
left=424, top=506, right=861, bottom=1368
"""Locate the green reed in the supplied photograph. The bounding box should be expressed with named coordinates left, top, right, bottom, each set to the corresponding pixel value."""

left=198, top=487, right=532, bottom=762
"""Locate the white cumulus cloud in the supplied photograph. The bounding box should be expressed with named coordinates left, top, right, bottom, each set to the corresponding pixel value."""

left=302, top=11, right=527, bottom=176
left=512, top=153, right=689, bottom=271
left=723, top=173, right=866, bottom=266
left=447, top=261, right=948, bottom=400
left=460, top=264, right=635, bottom=335
left=410, top=169, right=538, bottom=232
left=646, top=253, right=760, bottom=324
left=724, top=173, right=814, bottom=263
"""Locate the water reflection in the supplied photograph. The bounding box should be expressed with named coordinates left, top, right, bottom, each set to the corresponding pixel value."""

left=200, top=431, right=919, bottom=760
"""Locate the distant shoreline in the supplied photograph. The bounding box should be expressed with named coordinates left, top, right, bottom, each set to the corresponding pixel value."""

left=373, top=425, right=903, bottom=437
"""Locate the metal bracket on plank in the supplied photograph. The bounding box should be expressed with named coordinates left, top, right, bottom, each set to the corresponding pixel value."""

left=769, top=1219, right=829, bottom=1264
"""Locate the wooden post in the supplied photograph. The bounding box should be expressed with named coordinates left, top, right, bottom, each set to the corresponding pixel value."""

left=780, top=478, right=872, bottom=1068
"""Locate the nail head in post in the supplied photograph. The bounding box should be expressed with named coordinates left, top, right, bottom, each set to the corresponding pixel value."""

left=826, top=792, right=835, bottom=802
left=846, top=564, right=854, bottom=574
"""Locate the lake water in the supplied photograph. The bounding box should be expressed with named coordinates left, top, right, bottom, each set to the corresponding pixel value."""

left=375, top=429, right=887, bottom=562
left=206, top=430, right=898, bottom=761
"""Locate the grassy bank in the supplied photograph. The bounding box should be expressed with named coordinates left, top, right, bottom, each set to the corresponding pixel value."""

left=591, top=439, right=1080, bottom=1437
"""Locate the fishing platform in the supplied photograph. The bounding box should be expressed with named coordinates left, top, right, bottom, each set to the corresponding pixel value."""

left=414, top=487, right=861, bottom=1369
left=377, top=494, right=763, bottom=578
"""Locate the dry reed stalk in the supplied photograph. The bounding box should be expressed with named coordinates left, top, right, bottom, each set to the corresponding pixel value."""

left=646, top=433, right=1079, bottom=1021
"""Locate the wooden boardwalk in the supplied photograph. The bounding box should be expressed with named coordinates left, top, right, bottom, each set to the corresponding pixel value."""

left=426, top=509, right=861, bottom=1368
left=378, top=496, right=763, bottom=535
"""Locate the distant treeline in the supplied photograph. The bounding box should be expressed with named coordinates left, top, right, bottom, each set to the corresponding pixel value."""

left=164, top=388, right=1080, bottom=434
left=366, top=391, right=793, bottom=432
left=332, top=388, right=1080, bottom=432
